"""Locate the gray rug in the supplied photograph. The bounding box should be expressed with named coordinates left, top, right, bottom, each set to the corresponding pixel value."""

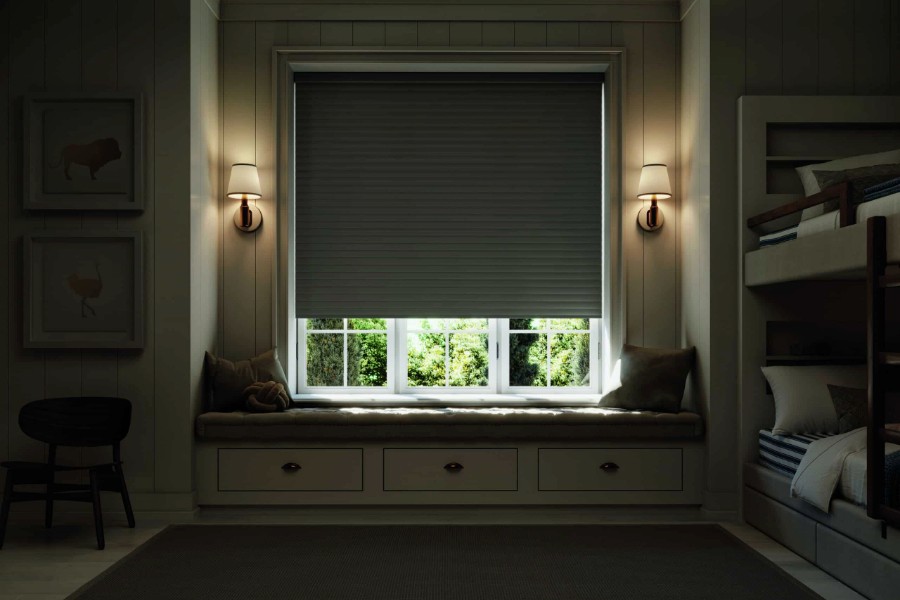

left=67, top=524, right=823, bottom=599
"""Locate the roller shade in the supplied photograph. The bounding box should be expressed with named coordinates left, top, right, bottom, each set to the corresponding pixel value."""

left=295, top=72, right=603, bottom=318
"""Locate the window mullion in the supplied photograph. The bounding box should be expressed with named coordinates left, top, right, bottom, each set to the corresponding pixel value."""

left=444, top=327, right=450, bottom=388
left=343, top=319, right=349, bottom=387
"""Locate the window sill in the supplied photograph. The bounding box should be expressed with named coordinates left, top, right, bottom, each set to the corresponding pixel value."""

left=291, top=393, right=603, bottom=408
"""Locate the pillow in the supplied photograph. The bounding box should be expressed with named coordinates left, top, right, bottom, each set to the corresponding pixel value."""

left=598, top=344, right=695, bottom=413
left=205, top=348, right=290, bottom=412
left=812, top=163, right=900, bottom=205
left=826, top=384, right=867, bottom=433
left=796, top=148, right=900, bottom=220
left=761, top=365, right=866, bottom=435
left=797, top=148, right=900, bottom=197
left=243, top=380, right=292, bottom=413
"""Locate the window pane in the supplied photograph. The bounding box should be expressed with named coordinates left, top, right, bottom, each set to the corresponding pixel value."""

left=409, top=318, right=444, bottom=331
left=306, top=333, right=344, bottom=386
left=407, top=332, right=446, bottom=386
left=449, top=333, right=489, bottom=386
left=348, top=318, right=387, bottom=331
left=307, top=318, right=343, bottom=330
left=509, top=332, right=547, bottom=386
left=348, top=333, right=388, bottom=387
left=550, top=332, right=591, bottom=386
left=509, top=318, right=544, bottom=331
left=550, top=318, right=590, bottom=331
left=448, top=318, right=488, bottom=331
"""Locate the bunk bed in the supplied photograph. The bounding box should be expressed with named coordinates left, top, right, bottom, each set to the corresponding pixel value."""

left=739, top=96, right=900, bottom=600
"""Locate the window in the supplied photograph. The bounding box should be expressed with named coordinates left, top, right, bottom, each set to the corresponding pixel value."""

left=297, top=318, right=601, bottom=398
left=292, top=69, right=606, bottom=403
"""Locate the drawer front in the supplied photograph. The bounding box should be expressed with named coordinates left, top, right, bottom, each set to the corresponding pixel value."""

left=383, top=449, right=517, bottom=491
left=538, top=448, right=682, bottom=491
left=218, top=448, right=363, bottom=491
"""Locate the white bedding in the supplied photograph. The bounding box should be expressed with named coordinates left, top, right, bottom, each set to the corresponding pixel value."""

left=791, top=427, right=900, bottom=512
left=796, top=191, right=900, bottom=240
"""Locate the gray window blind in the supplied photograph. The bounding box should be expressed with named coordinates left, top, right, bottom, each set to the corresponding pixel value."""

left=295, top=72, right=603, bottom=318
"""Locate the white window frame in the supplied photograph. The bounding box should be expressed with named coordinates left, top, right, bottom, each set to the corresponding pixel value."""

left=500, top=319, right=601, bottom=395
left=396, top=319, right=498, bottom=394
left=297, top=318, right=396, bottom=393
left=296, top=318, right=602, bottom=398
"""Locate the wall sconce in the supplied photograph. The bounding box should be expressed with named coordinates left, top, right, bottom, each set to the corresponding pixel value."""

left=227, top=163, right=262, bottom=232
left=637, top=163, right=671, bottom=232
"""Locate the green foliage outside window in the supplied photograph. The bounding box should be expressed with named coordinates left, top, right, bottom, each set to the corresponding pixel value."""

left=306, top=318, right=591, bottom=389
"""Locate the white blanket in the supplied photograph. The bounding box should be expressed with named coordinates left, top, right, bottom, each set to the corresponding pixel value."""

left=791, top=428, right=866, bottom=512
left=791, top=427, right=900, bottom=512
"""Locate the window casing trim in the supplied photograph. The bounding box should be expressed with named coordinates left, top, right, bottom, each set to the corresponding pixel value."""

left=274, top=49, right=625, bottom=399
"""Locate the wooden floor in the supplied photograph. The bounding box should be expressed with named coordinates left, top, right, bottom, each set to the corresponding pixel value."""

left=0, top=507, right=864, bottom=600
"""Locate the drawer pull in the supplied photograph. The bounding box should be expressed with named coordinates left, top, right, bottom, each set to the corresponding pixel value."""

left=281, top=462, right=302, bottom=472
left=599, top=462, right=620, bottom=472
left=443, top=462, right=464, bottom=473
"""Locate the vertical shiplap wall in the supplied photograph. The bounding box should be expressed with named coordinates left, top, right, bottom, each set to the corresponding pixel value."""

left=218, top=19, right=682, bottom=362
left=1, top=0, right=201, bottom=508
left=742, top=0, right=900, bottom=96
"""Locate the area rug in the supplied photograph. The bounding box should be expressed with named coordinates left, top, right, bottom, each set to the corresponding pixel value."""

left=66, top=524, right=823, bottom=599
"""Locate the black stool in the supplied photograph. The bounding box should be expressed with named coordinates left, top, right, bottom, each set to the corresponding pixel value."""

left=0, top=397, right=135, bottom=550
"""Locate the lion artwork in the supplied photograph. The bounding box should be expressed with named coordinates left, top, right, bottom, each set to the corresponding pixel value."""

left=48, top=138, right=122, bottom=180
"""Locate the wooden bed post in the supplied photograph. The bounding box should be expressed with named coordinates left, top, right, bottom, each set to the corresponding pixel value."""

left=867, top=216, right=886, bottom=523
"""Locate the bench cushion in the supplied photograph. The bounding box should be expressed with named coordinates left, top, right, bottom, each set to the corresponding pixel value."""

left=195, top=407, right=704, bottom=440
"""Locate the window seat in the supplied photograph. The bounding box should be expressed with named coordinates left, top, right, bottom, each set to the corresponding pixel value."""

left=195, top=407, right=704, bottom=440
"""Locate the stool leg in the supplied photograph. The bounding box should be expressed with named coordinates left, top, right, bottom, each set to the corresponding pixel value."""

left=45, top=445, right=56, bottom=529
left=89, top=470, right=105, bottom=550
left=0, top=470, right=14, bottom=550
left=116, top=464, right=135, bottom=528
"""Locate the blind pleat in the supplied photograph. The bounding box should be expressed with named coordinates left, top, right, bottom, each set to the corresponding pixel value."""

left=295, top=73, right=603, bottom=318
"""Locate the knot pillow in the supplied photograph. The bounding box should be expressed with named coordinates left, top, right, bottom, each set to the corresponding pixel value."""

left=204, top=348, right=290, bottom=412
left=243, top=381, right=291, bottom=413
left=599, top=344, right=695, bottom=413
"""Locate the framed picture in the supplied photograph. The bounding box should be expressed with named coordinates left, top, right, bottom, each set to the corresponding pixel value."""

left=24, top=93, right=143, bottom=210
left=24, top=232, right=144, bottom=349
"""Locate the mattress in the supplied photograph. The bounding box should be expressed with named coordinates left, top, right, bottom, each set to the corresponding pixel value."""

left=758, top=429, right=832, bottom=477
left=759, top=429, right=900, bottom=507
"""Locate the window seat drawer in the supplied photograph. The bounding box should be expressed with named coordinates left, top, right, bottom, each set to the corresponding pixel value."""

left=383, top=448, right=517, bottom=491
left=538, top=448, right=682, bottom=491
left=218, top=448, right=363, bottom=491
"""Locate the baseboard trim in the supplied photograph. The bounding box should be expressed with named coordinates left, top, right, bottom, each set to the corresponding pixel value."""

left=5, top=491, right=198, bottom=523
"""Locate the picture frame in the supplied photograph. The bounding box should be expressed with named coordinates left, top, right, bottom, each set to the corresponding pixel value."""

left=24, top=232, right=144, bottom=349
left=24, top=93, right=143, bottom=211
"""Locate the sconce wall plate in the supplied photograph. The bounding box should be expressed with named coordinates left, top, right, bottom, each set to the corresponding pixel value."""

left=637, top=203, right=664, bottom=232
left=233, top=202, right=263, bottom=232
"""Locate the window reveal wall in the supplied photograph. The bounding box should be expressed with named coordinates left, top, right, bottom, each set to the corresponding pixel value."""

left=219, top=19, right=680, bottom=363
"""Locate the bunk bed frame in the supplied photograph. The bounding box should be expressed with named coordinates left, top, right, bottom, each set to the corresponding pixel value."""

left=739, top=95, right=900, bottom=600
left=868, top=216, right=900, bottom=533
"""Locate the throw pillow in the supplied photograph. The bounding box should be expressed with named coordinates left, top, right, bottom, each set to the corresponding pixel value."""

left=795, top=148, right=900, bottom=220
left=598, top=344, right=695, bottom=413
left=244, top=380, right=292, bottom=413
left=812, top=164, right=900, bottom=205
left=826, top=384, right=867, bottom=433
left=205, top=348, right=290, bottom=412
left=760, top=365, right=866, bottom=435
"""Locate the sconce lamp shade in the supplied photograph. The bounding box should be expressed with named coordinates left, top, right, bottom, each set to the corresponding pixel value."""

left=637, top=164, right=672, bottom=201
left=227, top=163, right=262, bottom=200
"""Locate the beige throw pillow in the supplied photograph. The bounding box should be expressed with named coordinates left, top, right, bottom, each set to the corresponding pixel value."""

left=761, top=365, right=866, bottom=435
left=598, top=344, right=695, bottom=413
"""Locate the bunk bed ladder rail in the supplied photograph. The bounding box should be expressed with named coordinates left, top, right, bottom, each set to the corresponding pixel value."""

left=867, top=215, right=900, bottom=538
